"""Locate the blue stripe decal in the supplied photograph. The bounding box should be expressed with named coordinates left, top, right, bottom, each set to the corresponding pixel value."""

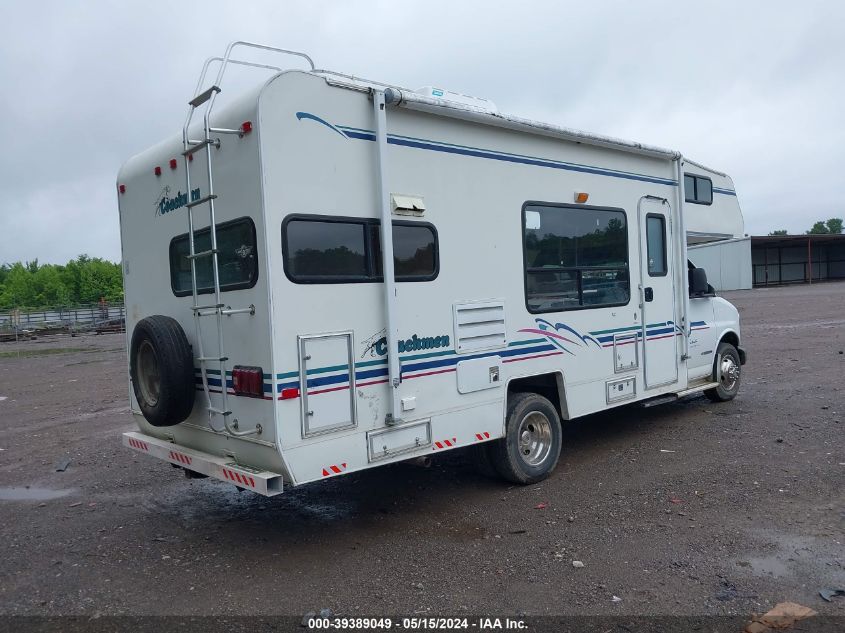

left=335, top=124, right=734, bottom=196
left=339, top=127, right=677, bottom=187
left=301, top=114, right=736, bottom=196
left=401, top=343, right=556, bottom=374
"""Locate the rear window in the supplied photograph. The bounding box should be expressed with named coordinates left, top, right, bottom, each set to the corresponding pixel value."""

left=169, top=217, right=258, bottom=296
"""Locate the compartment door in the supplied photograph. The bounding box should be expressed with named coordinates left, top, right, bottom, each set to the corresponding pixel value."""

left=298, top=332, right=356, bottom=437
left=639, top=198, right=679, bottom=389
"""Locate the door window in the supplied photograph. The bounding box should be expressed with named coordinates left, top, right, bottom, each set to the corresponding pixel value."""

left=646, top=214, right=667, bottom=277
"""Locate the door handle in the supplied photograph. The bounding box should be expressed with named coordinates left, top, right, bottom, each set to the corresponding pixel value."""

left=644, top=287, right=654, bottom=302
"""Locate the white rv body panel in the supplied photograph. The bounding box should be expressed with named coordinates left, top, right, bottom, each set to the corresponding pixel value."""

left=118, top=61, right=745, bottom=493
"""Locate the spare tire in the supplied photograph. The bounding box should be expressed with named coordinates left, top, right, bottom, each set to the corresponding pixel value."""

left=129, top=315, right=195, bottom=427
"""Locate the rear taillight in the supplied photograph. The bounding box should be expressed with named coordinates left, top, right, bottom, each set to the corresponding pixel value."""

left=232, top=366, right=263, bottom=398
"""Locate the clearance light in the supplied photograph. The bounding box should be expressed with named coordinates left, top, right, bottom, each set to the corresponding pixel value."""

left=169, top=158, right=178, bottom=169
left=232, top=366, right=264, bottom=398
left=575, top=192, right=589, bottom=204
left=154, top=166, right=162, bottom=176
left=119, top=184, right=126, bottom=194
left=241, top=121, right=253, bottom=134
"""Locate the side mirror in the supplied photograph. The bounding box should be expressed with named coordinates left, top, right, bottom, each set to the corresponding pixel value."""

left=689, top=267, right=709, bottom=295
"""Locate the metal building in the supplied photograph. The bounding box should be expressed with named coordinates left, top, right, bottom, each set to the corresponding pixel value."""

left=751, top=234, right=845, bottom=287
left=688, top=237, right=752, bottom=291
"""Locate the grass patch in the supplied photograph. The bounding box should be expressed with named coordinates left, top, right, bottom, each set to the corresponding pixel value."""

left=0, top=347, right=89, bottom=359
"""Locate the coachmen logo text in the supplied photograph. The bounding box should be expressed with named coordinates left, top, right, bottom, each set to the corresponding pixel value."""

left=154, top=186, right=201, bottom=217
left=375, top=333, right=450, bottom=356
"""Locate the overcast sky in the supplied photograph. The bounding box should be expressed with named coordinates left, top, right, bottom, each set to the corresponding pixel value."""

left=1, top=0, right=843, bottom=264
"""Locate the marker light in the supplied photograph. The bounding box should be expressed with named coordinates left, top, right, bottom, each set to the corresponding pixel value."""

left=241, top=121, right=253, bottom=134
left=280, top=387, right=300, bottom=400
left=119, top=184, right=126, bottom=194
left=575, top=192, right=589, bottom=203
left=169, top=159, right=177, bottom=169
left=154, top=166, right=162, bottom=176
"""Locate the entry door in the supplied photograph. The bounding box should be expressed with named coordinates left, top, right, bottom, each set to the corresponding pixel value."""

left=639, top=198, right=678, bottom=388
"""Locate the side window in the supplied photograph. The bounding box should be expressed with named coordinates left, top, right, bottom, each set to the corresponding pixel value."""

left=282, top=216, right=438, bottom=283
left=684, top=173, right=713, bottom=205
left=285, top=219, right=369, bottom=280
left=646, top=215, right=667, bottom=276
left=523, top=204, right=629, bottom=313
left=170, top=218, right=258, bottom=296
left=696, top=177, right=713, bottom=204
left=372, top=223, right=438, bottom=280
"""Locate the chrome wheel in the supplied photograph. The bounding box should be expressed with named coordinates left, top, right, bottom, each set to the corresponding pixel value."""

left=517, top=411, right=553, bottom=467
left=719, top=354, right=740, bottom=392
left=136, top=339, right=161, bottom=407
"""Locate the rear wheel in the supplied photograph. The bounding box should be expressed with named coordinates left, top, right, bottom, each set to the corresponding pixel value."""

left=488, top=392, right=562, bottom=484
left=130, top=316, right=195, bottom=427
left=705, top=341, right=742, bottom=402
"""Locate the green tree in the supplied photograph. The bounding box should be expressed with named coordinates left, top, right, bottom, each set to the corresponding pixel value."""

left=0, top=254, right=123, bottom=310
left=807, top=221, right=829, bottom=235
left=826, top=218, right=843, bottom=234
left=0, top=263, right=37, bottom=308
left=768, top=230, right=788, bottom=236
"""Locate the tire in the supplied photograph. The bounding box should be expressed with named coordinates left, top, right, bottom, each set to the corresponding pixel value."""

left=705, top=341, right=742, bottom=402
left=488, top=392, right=562, bottom=485
left=129, top=316, right=195, bottom=427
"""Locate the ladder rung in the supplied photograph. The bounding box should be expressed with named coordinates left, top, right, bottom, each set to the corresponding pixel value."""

left=220, top=306, right=256, bottom=316
left=186, top=248, right=217, bottom=260
left=183, top=139, right=215, bottom=156
left=197, top=356, right=229, bottom=362
left=207, top=407, right=232, bottom=417
left=189, top=85, right=221, bottom=108
left=186, top=194, right=218, bottom=209
left=192, top=303, right=224, bottom=311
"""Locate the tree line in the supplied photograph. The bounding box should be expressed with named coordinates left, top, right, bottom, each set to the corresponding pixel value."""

left=769, top=218, right=843, bottom=236
left=0, top=255, right=123, bottom=311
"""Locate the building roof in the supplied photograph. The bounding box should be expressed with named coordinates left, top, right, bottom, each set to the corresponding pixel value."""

left=751, top=234, right=845, bottom=246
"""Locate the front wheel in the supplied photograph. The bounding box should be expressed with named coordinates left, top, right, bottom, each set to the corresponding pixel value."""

left=705, top=342, right=742, bottom=402
left=487, top=392, right=562, bottom=484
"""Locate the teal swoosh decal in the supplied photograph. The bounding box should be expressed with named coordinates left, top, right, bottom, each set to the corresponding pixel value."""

left=296, top=111, right=348, bottom=139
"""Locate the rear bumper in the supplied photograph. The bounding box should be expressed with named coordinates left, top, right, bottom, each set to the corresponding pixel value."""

left=123, top=431, right=284, bottom=496
left=737, top=346, right=747, bottom=365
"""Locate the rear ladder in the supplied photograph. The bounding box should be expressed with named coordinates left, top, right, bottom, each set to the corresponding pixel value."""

left=180, top=42, right=314, bottom=437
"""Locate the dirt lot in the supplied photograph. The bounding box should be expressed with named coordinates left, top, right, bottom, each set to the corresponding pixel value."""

left=0, top=283, right=843, bottom=624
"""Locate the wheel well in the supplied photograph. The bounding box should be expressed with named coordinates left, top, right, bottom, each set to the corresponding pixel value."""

left=507, top=373, right=568, bottom=420
left=720, top=331, right=740, bottom=349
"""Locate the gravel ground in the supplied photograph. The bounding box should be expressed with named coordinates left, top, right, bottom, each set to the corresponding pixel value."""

left=0, top=283, right=843, bottom=622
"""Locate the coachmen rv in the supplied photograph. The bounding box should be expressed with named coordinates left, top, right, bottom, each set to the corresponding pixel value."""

left=117, top=42, right=747, bottom=495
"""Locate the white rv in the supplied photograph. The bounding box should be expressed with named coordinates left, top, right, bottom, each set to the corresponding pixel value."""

left=117, top=42, right=746, bottom=495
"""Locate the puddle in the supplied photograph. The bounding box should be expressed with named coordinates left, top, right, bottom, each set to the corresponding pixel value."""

left=0, top=487, right=75, bottom=501
left=744, top=555, right=791, bottom=578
